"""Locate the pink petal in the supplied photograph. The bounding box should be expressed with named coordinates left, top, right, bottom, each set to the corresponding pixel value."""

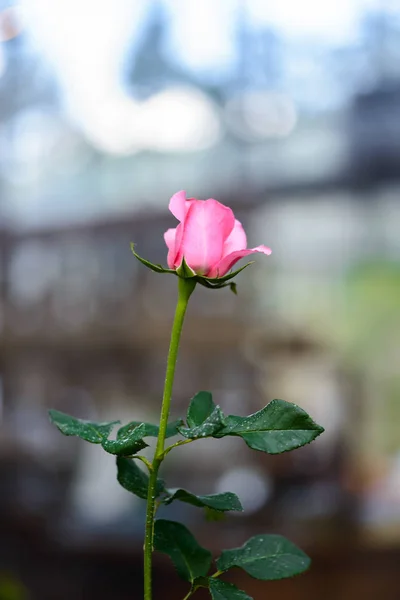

left=168, top=190, right=187, bottom=222
left=208, top=244, right=272, bottom=278
left=167, top=191, right=195, bottom=268
left=164, top=227, right=178, bottom=268
left=223, top=219, right=247, bottom=256
left=164, top=228, right=176, bottom=251
left=179, top=199, right=235, bottom=275
left=168, top=190, right=195, bottom=231
left=204, top=198, right=235, bottom=240
left=172, top=223, right=184, bottom=267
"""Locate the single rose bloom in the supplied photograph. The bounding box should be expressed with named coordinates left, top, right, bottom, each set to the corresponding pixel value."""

left=164, top=191, right=271, bottom=278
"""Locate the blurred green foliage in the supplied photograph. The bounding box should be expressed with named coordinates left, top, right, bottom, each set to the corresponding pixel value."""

left=0, top=573, right=28, bottom=600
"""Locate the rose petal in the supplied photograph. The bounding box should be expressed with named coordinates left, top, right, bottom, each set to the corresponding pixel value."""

left=204, top=198, right=235, bottom=240
left=164, top=228, right=176, bottom=251
left=208, top=244, right=272, bottom=278
left=223, top=219, right=247, bottom=256
left=171, top=223, right=185, bottom=268
left=179, top=199, right=235, bottom=275
left=168, top=190, right=187, bottom=222
left=164, top=227, right=178, bottom=268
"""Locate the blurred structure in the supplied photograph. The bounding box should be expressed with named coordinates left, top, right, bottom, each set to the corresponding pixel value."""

left=0, top=0, right=399, bottom=598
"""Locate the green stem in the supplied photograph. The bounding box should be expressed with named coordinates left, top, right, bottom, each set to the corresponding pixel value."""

left=132, top=455, right=153, bottom=472
left=182, top=589, right=194, bottom=600
left=162, top=438, right=194, bottom=458
left=211, top=570, right=224, bottom=578
left=143, top=277, right=196, bottom=600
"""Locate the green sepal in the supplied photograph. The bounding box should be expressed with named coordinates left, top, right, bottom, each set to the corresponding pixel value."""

left=209, top=579, right=253, bottom=600
left=117, top=419, right=184, bottom=440
left=49, top=409, right=119, bottom=444
left=154, top=519, right=212, bottom=583
left=130, top=243, right=175, bottom=274
left=191, top=260, right=253, bottom=292
left=216, top=534, right=311, bottom=581
left=202, top=261, right=254, bottom=284
left=195, top=279, right=229, bottom=290
left=163, top=489, right=243, bottom=512
left=131, top=242, right=250, bottom=289
left=116, top=457, right=165, bottom=500
left=176, top=257, right=197, bottom=278
left=195, top=279, right=237, bottom=292
left=215, top=399, right=324, bottom=454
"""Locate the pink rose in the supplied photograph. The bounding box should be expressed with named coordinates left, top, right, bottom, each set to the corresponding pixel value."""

left=164, top=191, right=271, bottom=278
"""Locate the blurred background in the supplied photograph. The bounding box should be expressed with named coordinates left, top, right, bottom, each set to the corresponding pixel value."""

left=0, top=0, right=399, bottom=598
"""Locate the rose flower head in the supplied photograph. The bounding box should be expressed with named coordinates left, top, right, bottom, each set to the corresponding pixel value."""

left=164, top=191, right=271, bottom=278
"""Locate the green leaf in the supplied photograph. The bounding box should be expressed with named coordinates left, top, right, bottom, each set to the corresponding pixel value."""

left=49, top=409, right=119, bottom=443
left=130, top=243, right=175, bottom=274
left=179, top=405, right=226, bottom=439
left=164, top=489, right=243, bottom=512
left=102, top=422, right=148, bottom=456
left=164, top=419, right=185, bottom=437
left=49, top=410, right=151, bottom=456
left=116, top=457, right=164, bottom=500
left=216, top=399, right=324, bottom=454
left=117, top=419, right=183, bottom=440
left=186, top=391, right=215, bottom=428
left=209, top=579, right=253, bottom=600
left=154, top=519, right=212, bottom=583
left=217, top=534, right=311, bottom=581
left=179, top=393, right=226, bottom=439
